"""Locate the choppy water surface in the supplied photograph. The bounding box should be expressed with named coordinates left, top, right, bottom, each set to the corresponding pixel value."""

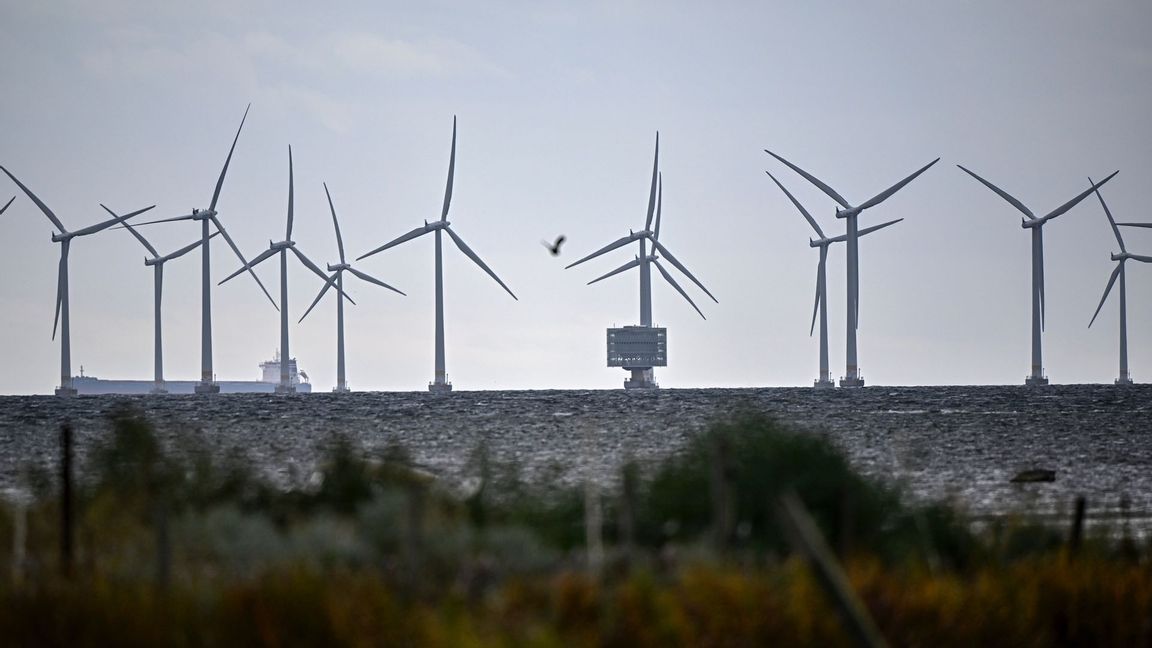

left=0, top=386, right=1148, bottom=521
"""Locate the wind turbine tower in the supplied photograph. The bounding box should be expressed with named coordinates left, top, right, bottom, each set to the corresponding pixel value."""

left=1087, top=180, right=1150, bottom=385
left=221, top=147, right=347, bottom=393
left=0, top=166, right=152, bottom=396
left=567, top=133, right=717, bottom=389
left=766, top=172, right=901, bottom=388
left=958, top=166, right=1117, bottom=385
left=358, top=117, right=517, bottom=393
left=765, top=151, right=938, bottom=387
left=299, top=183, right=406, bottom=392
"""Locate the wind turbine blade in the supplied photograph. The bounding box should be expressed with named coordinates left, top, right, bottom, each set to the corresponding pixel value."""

left=644, top=132, right=659, bottom=231
left=347, top=266, right=406, bottom=296
left=0, top=165, right=67, bottom=232
left=587, top=257, right=641, bottom=285
left=109, top=212, right=198, bottom=230
left=441, top=116, right=456, bottom=222
left=158, top=232, right=219, bottom=263
left=52, top=246, right=65, bottom=340
left=763, top=150, right=850, bottom=209
left=857, top=218, right=903, bottom=238
left=219, top=246, right=277, bottom=285
left=1129, top=254, right=1152, bottom=263
left=444, top=226, right=517, bottom=300
left=356, top=225, right=430, bottom=261
left=766, top=170, right=824, bottom=239
left=323, top=182, right=346, bottom=263
left=811, top=246, right=827, bottom=336
left=212, top=215, right=277, bottom=309
left=210, top=103, right=250, bottom=212
left=290, top=246, right=335, bottom=284
left=653, top=259, right=705, bottom=320
left=564, top=234, right=638, bottom=269
left=653, top=172, right=663, bottom=241
left=104, top=205, right=159, bottom=257
left=857, top=158, right=940, bottom=211
left=956, top=165, right=1035, bottom=220
left=650, top=239, right=718, bottom=303
left=1038, top=226, right=1045, bottom=331
left=1088, top=263, right=1122, bottom=328
left=72, top=204, right=155, bottom=237
left=0, top=195, right=14, bottom=215
left=298, top=272, right=339, bottom=323
left=1117, top=222, right=1152, bottom=229
left=1041, top=170, right=1118, bottom=223
left=285, top=146, right=294, bottom=240
left=1089, top=177, right=1125, bottom=253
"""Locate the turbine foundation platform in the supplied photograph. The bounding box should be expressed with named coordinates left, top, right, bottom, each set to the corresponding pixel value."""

left=1116, top=376, right=1134, bottom=386
left=150, top=386, right=168, bottom=395
left=813, top=378, right=836, bottom=389
left=1024, top=376, right=1049, bottom=386
left=428, top=382, right=453, bottom=393
left=55, top=386, right=77, bottom=397
left=839, top=376, right=865, bottom=388
left=195, top=382, right=220, bottom=394
left=332, top=386, right=351, bottom=393
left=624, top=368, right=658, bottom=390
left=275, top=384, right=296, bottom=394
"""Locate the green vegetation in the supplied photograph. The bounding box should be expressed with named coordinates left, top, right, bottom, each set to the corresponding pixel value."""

left=0, top=404, right=1148, bottom=645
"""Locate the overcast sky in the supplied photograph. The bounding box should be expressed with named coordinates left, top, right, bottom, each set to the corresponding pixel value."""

left=1, top=0, right=1150, bottom=394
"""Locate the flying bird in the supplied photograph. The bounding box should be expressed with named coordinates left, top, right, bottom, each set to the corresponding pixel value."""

left=542, top=235, right=566, bottom=256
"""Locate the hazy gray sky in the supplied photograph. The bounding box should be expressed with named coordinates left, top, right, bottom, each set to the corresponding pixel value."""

left=1, top=0, right=1150, bottom=393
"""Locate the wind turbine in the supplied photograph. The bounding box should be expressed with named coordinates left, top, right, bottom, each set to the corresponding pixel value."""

left=957, top=166, right=1118, bottom=385
left=123, top=105, right=277, bottom=393
left=1086, top=180, right=1150, bottom=385
left=221, top=147, right=352, bottom=393
left=766, top=171, right=901, bottom=388
left=299, top=183, right=406, bottom=392
left=765, top=150, right=939, bottom=387
left=357, top=116, right=517, bottom=393
left=0, top=165, right=153, bottom=396
left=566, top=133, right=717, bottom=389
left=111, top=206, right=218, bottom=393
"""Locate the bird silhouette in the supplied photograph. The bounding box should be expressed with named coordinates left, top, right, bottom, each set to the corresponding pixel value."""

left=542, top=235, right=566, bottom=256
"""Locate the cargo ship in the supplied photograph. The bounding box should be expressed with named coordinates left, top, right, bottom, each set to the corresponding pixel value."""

left=72, top=352, right=312, bottom=394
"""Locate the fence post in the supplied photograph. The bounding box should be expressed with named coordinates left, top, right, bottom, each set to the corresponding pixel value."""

left=60, top=422, right=74, bottom=579
left=1067, top=496, right=1086, bottom=556
left=709, top=433, right=734, bottom=554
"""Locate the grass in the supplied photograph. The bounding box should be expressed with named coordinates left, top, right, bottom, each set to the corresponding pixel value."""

left=0, top=403, right=1148, bottom=645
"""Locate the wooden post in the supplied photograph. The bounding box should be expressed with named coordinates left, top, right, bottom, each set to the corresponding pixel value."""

left=1067, top=496, right=1086, bottom=556
left=618, top=461, right=638, bottom=565
left=776, top=490, right=888, bottom=648
left=60, top=422, right=74, bottom=579
left=709, top=433, right=734, bottom=554
left=584, top=478, right=604, bottom=574
left=11, top=501, right=26, bottom=585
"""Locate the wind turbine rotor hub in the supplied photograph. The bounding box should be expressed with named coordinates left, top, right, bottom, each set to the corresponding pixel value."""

left=1112, top=252, right=1128, bottom=262
left=327, top=262, right=350, bottom=272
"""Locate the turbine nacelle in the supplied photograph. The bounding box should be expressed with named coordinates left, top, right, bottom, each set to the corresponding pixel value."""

left=327, top=262, right=350, bottom=272
left=1112, top=252, right=1131, bottom=262
left=190, top=208, right=216, bottom=221
left=426, top=220, right=450, bottom=232
left=270, top=239, right=296, bottom=251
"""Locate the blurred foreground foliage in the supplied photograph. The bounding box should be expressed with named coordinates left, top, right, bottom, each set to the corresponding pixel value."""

left=0, top=404, right=1149, bottom=645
